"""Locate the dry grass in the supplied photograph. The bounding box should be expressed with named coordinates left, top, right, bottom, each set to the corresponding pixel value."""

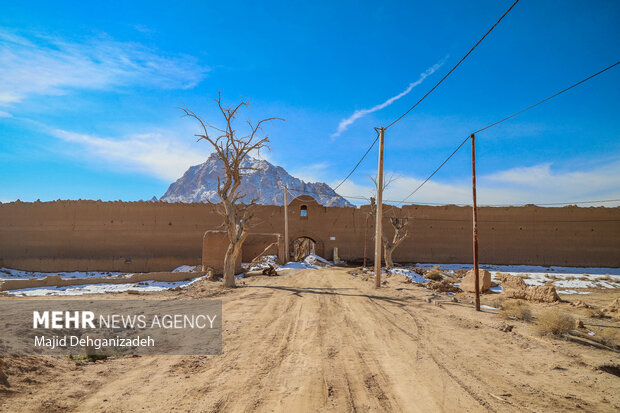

left=536, top=310, right=574, bottom=337
left=518, top=274, right=531, bottom=280
left=499, top=300, right=533, bottom=322
left=426, top=269, right=443, bottom=281
left=596, top=328, right=619, bottom=349
left=484, top=296, right=505, bottom=310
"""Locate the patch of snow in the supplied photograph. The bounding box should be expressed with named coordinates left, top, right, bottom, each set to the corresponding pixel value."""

left=279, top=262, right=310, bottom=270
left=0, top=268, right=124, bottom=280
left=278, top=254, right=333, bottom=271
left=557, top=290, right=592, bottom=295
left=412, top=263, right=620, bottom=276
left=303, top=254, right=332, bottom=267
left=6, top=276, right=206, bottom=297
left=480, top=305, right=498, bottom=311
left=388, top=268, right=428, bottom=284
left=172, top=265, right=201, bottom=273
left=408, top=263, right=620, bottom=291
left=246, top=255, right=278, bottom=272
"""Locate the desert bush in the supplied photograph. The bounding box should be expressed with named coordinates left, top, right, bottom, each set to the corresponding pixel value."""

left=596, top=329, right=619, bottom=349
left=499, top=300, right=532, bottom=322
left=485, top=296, right=505, bottom=310
left=587, top=308, right=606, bottom=319
left=426, top=269, right=443, bottom=281
left=536, top=310, right=574, bottom=337
left=443, top=275, right=459, bottom=284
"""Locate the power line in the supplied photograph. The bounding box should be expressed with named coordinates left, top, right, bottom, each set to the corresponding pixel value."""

left=285, top=186, right=369, bottom=201
left=385, top=0, right=520, bottom=130
left=398, top=136, right=470, bottom=203
left=396, top=60, right=620, bottom=204
left=387, top=198, right=620, bottom=207
left=331, top=0, right=520, bottom=205
left=473, top=60, right=620, bottom=134
left=332, top=130, right=380, bottom=191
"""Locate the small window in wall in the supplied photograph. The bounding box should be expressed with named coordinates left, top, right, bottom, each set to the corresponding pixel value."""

left=300, top=205, right=308, bottom=217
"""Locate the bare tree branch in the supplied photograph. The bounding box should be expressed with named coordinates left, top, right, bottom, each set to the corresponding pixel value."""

left=181, top=94, right=283, bottom=287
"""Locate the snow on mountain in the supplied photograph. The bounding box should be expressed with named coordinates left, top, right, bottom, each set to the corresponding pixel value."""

left=160, top=153, right=353, bottom=207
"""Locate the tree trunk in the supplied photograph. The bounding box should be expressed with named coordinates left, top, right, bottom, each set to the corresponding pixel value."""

left=384, top=243, right=394, bottom=269
left=223, top=242, right=241, bottom=288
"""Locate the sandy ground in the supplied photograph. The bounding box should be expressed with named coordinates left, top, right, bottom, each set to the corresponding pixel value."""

left=1, top=267, right=619, bottom=412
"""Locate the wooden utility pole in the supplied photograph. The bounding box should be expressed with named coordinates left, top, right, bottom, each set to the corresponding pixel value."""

left=363, top=209, right=369, bottom=268
left=471, top=133, right=480, bottom=311
left=284, top=185, right=289, bottom=263
left=374, top=127, right=385, bottom=288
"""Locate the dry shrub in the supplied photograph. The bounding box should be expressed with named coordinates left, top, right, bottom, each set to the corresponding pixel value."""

left=536, top=310, right=574, bottom=337
left=518, top=274, right=531, bottom=280
left=499, top=300, right=532, bottom=322
left=597, top=329, right=619, bottom=349
left=444, top=275, right=459, bottom=284
left=565, top=275, right=576, bottom=281
left=596, top=274, right=612, bottom=282
left=587, top=308, right=606, bottom=319
left=426, top=269, right=443, bottom=281
left=454, top=269, right=467, bottom=278
left=485, top=296, right=505, bottom=310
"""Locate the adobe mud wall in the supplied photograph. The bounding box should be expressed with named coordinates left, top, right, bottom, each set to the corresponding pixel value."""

left=0, top=197, right=618, bottom=272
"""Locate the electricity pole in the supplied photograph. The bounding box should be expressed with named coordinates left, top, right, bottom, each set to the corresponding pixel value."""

left=374, top=127, right=385, bottom=288
left=471, top=133, right=480, bottom=311
left=284, top=185, right=289, bottom=263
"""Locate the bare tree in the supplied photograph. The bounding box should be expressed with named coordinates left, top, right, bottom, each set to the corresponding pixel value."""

left=383, top=216, right=408, bottom=268
left=180, top=93, right=283, bottom=287
left=369, top=176, right=410, bottom=269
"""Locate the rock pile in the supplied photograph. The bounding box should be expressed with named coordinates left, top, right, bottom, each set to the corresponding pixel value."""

left=460, top=269, right=491, bottom=293
left=498, top=274, right=560, bottom=303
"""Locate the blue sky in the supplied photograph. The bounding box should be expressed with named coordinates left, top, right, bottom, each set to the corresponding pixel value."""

left=1, top=0, right=618, bottom=206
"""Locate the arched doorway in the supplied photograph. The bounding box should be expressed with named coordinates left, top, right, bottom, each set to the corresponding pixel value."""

left=292, top=236, right=316, bottom=261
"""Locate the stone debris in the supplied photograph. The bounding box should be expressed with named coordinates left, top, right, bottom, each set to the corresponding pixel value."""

left=426, top=280, right=461, bottom=293
left=603, top=298, right=620, bottom=320
left=498, top=274, right=560, bottom=303
left=262, top=265, right=278, bottom=276
left=460, top=269, right=491, bottom=293
left=498, top=274, right=528, bottom=299
left=526, top=286, right=560, bottom=303
left=497, top=323, right=514, bottom=332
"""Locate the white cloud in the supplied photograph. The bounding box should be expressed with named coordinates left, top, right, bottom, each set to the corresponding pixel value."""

left=0, top=30, right=208, bottom=105
left=331, top=58, right=447, bottom=138
left=288, top=162, right=331, bottom=182
left=49, top=128, right=212, bottom=181
left=332, top=160, right=620, bottom=207
left=0, top=110, right=12, bottom=117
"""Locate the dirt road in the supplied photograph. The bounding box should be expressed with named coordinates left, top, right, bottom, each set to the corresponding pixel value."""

left=1, top=268, right=619, bottom=412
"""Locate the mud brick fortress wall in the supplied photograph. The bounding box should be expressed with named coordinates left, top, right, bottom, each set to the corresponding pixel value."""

left=0, top=196, right=618, bottom=272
